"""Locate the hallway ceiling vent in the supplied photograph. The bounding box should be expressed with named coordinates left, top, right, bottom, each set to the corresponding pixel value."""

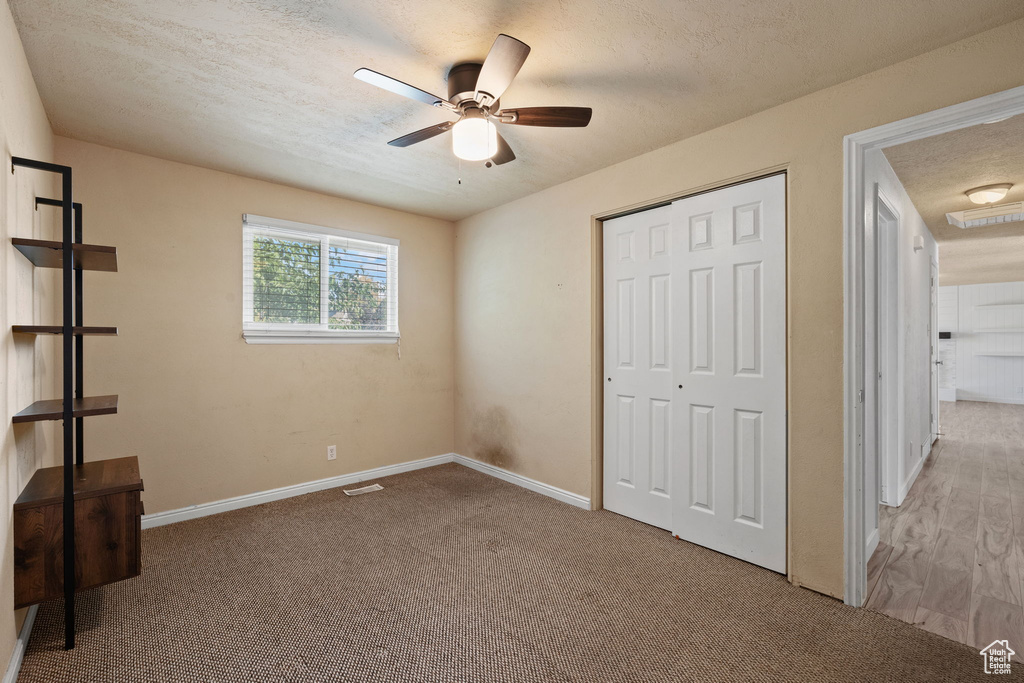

left=946, top=201, right=1024, bottom=229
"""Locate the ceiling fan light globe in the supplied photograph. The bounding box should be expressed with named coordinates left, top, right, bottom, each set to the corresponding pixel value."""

left=452, top=118, right=498, bottom=161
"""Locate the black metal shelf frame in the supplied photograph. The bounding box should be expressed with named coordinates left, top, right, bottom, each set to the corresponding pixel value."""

left=12, top=157, right=83, bottom=649
left=33, top=196, right=88, bottom=469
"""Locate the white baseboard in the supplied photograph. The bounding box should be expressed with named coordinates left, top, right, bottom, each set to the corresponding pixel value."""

left=3, top=605, right=38, bottom=683
left=897, top=443, right=930, bottom=504
left=955, top=395, right=1024, bottom=405
left=865, top=526, right=880, bottom=561
left=142, top=452, right=592, bottom=528
left=938, top=387, right=956, bottom=402
left=452, top=454, right=591, bottom=509
left=142, top=454, right=456, bottom=529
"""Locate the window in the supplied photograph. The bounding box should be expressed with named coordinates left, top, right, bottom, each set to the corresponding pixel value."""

left=242, top=215, right=398, bottom=344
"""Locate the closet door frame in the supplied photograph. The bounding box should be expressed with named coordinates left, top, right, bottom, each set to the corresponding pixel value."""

left=591, top=167, right=789, bottom=572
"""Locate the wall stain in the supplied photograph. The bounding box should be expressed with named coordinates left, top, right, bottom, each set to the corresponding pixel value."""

left=470, top=406, right=518, bottom=470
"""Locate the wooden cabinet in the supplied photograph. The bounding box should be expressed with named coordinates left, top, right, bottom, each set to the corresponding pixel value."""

left=14, top=457, right=143, bottom=609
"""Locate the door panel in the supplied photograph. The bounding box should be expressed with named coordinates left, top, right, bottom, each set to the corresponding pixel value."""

left=734, top=262, right=762, bottom=376
left=734, top=408, right=764, bottom=526
left=603, top=205, right=674, bottom=529
left=651, top=275, right=671, bottom=369
left=690, top=268, right=714, bottom=373
left=650, top=399, right=671, bottom=495
left=616, top=395, right=635, bottom=485
left=688, top=404, right=714, bottom=512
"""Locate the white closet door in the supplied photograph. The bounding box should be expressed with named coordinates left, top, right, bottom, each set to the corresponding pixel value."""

left=603, top=205, right=674, bottom=530
left=670, top=174, right=787, bottom=573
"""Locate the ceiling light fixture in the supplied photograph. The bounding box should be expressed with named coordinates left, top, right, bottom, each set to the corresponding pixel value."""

left=451, top=110, right=497, bottom=161
left=966, top=183, right=1013, bottom=205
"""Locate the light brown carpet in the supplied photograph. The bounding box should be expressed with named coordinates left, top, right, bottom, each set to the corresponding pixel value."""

left=19, top=463, right=1003, bottom=681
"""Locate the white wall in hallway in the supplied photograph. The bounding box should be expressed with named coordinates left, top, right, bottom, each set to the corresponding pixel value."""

left=945, top=281, right=1024, bottom=405
left=866, top=149, right=938, bottom=504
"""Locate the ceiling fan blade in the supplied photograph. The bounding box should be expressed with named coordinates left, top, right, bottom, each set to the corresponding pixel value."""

left=474, top=34, right=531, bottom=104
left=500, top=107, right=593, bottom=127
left=354, top=68, right=447, bottom=107
left=387, top=122, right=453, bottom=147
left=490, top=132, right=516, bottom=166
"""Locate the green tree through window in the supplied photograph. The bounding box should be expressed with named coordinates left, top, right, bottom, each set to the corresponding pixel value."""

left=328, top=245, right=387, bottom=330
left=252, top=236, right=320, bottom=324
left=252, top=237, right=390, bottom=330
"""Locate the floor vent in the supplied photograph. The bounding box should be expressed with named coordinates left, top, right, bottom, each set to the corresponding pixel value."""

left=343, top=483, right=384, bottom=496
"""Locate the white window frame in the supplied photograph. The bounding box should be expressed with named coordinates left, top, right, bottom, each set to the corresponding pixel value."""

left=242, top=214, right=399, bottom=345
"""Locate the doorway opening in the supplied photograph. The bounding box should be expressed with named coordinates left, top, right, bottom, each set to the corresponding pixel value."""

left=844, top=84, right=1024, bottom=646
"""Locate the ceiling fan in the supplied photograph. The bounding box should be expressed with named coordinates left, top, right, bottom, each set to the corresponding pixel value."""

left=354, top=34, right=592, bottom=167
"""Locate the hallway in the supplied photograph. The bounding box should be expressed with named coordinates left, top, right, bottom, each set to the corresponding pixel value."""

left=867, top=400, right=1024, bottom=647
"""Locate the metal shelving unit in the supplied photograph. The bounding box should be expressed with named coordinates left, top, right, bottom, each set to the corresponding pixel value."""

left=10, top=156, right=119, bottom=649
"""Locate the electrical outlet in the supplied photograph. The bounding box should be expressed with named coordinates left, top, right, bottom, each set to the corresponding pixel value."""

left=327, top=445, right=337, bottom=461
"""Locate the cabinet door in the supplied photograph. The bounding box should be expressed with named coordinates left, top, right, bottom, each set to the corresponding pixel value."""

left=76, top=492, right=140, bottom=589
left=14, top=491, right=143, bottom=608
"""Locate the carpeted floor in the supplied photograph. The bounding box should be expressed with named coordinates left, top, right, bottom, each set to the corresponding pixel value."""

left=19, top=463, right=1003, bottom=681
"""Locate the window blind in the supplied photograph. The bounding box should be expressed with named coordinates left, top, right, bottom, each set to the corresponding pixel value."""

left=242, top=215, right=399, bottom=343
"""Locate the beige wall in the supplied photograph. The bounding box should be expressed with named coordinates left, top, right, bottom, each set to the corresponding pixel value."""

left=0, top=0, right=59, bottom=669
left=53, top=137, right=455, bottom=515
left=454, top=19, right=1024, bottom=598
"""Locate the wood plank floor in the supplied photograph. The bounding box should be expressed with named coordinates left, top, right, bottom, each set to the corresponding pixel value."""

left=867, top=400, right=1024, bottom=650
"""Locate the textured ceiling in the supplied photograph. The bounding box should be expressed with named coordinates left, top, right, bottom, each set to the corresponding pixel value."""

left=884, top=114, right=1024, bottom=285
left=10, top=0, right=1024, bottom=221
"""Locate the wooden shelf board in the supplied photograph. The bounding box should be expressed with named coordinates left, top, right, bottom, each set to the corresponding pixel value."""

left=12, top=325, right=117, bottom=336
left=11, top=238, right=117, bottom=272
left=12, top=395, right=118, bottom=424
left=14, top=456, right=141, bottom=511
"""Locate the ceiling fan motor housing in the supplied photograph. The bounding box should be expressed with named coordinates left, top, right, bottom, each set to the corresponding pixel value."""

left=447, top=63, right=497, bottom=111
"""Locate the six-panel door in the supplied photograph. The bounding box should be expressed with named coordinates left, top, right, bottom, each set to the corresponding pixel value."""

left=603, top=174, right=787, bottom=573
left=603, top=204, right=675, bottom=530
